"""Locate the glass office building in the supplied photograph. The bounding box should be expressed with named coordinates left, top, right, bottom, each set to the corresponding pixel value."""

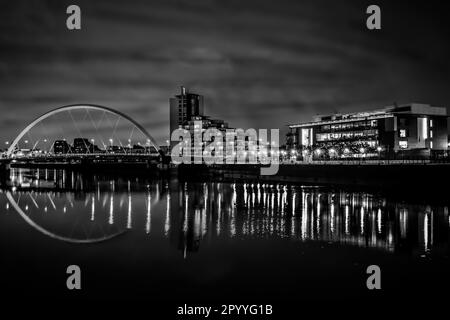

left=286, top=103, right=448, bottom=159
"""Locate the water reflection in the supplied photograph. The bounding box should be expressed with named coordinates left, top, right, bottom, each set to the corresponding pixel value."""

left=0, top=168, right=449, bottom=256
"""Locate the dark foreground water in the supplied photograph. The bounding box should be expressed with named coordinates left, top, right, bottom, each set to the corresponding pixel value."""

left=0, top=168, right=449, bottom=313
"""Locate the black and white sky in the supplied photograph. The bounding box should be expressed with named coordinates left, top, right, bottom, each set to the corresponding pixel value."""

left=1, top=0, right=450, bottom=144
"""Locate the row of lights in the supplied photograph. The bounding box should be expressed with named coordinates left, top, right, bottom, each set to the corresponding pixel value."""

left=287, top=146, right=383, bottom=156
left=5, top=138, right=152, bottom=148
left=200, top=150, right=282, bottom=156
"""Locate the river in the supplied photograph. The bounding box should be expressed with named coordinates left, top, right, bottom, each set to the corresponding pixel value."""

left=0, top=168, right=449, bottom=309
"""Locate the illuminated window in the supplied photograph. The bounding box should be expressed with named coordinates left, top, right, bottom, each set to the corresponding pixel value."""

left=430, top=141, right=433, bottom=149
left=430, top=119, right=433, bottom=128
left=399, top=141, right=408, bottom=149
left=418, top=118, right=428, bottom=140
left=430, top=130, right=433, bottom=138
left=399, top=129, right=407, bottom=138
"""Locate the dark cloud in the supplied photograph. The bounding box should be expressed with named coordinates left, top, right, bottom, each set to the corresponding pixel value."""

left=1, top=0, right=450, bottom=145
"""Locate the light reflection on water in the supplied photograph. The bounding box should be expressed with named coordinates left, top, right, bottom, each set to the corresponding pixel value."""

left=0, top=168, right=449, bottom=257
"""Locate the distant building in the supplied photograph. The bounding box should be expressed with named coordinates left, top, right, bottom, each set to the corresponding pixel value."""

left=159, top=145, right=169, bottom=155
left=107, top=145, right=126, bottom=154
left=72, top=138, right=100, bottom=154
left=169, top=86, right=204, bottom=148
left=183, top=115, right=229, bottom=136
left=169, top=86, right=231, bottom=159
left=287, top=103, right=448, bottom=159
left=53, top=140, right=72, bottom=154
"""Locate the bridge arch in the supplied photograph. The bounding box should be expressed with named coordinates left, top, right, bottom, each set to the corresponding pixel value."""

left=6, top=103, right=160, bottom=158
left=6, top=189, right=161, bottom=244
left=6, top=191, right=125, bottom=243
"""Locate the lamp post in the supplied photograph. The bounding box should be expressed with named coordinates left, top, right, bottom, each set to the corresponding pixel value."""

left=109, top=138, right=113, bottom=153
left=315, top=148, right=321, bottom=160
left=329, top=148, right=336, bottom=160
left=359, top=147, right=365, bottom=163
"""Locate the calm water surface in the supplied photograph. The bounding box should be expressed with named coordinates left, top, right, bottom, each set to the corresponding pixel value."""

left=0, top=168, right=449, bottom=305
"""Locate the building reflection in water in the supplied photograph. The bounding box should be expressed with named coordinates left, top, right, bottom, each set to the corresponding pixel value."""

left=0, top=168, right=449, bottom=256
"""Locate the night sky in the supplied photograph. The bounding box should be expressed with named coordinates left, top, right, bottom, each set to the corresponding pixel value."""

left=1, top=0, right=450, bottom=145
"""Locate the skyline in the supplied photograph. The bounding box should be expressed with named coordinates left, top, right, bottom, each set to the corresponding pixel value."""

left=1, top=0, right=450, bottom=145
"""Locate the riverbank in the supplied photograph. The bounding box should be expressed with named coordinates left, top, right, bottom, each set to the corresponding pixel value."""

left=177, top=163, right=450, bottom=202
left=2, top=161, right=449, bottom=195
left=178, top=162, right=448, bottom=184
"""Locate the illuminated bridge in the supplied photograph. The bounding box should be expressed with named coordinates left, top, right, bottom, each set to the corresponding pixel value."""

left=1, top=104, right=164, bottom=169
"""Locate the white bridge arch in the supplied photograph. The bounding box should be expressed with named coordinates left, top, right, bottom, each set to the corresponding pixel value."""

left=6, top=189, right=161, bottom=244
left=6, top=103, right=161, bottom=158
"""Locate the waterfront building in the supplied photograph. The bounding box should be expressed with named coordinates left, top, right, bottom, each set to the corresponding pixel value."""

left=169, top=86, right=205, bottom=149
left=169, top=87, right=231, bottom=159
left=72, top=138, right=100, bottom=154
left=53, top=140, right=72, bottom=154
left=286, top=103, right=448, bottom=159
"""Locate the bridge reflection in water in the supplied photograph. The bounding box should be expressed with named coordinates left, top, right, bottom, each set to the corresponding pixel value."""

left=1, top=168, right=449, bottom=256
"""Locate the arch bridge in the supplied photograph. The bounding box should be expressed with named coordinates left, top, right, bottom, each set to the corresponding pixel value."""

left=3, top=104, right=164, bottom=166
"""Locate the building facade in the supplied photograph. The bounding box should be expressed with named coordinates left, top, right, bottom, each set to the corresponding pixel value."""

left=286, top=103, right=448, bottom=159
left=169, top=86, right=204, bottom=148
left=53, top=140, right=72, bottom=154
left=169, top=87, right=231, bottom=158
